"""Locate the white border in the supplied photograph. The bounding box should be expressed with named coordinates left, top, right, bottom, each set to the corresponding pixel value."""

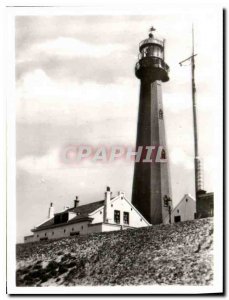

left=4, top=1, right=224, bottom=295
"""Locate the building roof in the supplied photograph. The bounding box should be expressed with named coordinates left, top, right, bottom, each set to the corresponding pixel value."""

left=68, top=200, right=104, bottom=215
left=32, top=200, right=104, bottom=232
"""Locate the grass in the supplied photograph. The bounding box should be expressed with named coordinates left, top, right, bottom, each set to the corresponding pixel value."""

left=16, top=218, right=213, bottom=286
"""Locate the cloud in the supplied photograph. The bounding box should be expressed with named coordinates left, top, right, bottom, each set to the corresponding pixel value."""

left=17, top=69, right=139, bottom=126
left=16, top=53, right=136, bottom=83
left=17, top=148, right=61, bottom=174
left=33, top=37, right=126, bottom=58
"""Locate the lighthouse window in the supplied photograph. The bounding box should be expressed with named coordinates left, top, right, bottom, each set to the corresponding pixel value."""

left=159, top=109, right=163, bottom=119
left=146, top=46, right=154, bottom=57
left=114, top=210, right=120, bottom=224
left=161, top=149, right=166, bottom=159
left=163, top=195, right=169, bottom=207
left=123, top=212, right=129, bottom=225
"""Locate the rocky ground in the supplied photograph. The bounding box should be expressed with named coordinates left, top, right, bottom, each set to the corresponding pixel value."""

left=16, top=218, right=213, bottom=286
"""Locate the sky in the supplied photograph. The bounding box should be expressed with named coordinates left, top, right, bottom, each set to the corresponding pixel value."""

left=16, top=11, right=222, bottom=243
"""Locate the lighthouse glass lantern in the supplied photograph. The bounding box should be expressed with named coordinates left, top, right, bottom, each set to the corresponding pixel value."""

left=135, top=32, right=169, bottom=82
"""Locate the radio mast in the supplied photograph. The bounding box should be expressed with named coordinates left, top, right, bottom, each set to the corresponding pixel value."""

left=179, top=25, right=203, bottom=211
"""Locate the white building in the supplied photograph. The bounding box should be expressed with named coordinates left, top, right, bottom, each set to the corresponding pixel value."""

left=164, top=194, right=196, bottom=224
left=24, top=187, right=150, bottom=243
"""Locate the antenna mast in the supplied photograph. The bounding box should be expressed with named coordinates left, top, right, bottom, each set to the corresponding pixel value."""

left=179, top=25, right=203, bottom=203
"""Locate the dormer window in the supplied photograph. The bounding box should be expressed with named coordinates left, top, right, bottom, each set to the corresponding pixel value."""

left=54, top=212, right=68, bottom=224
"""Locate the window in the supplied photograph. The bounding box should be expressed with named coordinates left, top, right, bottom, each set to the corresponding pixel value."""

left=163, top=195, right=169, bottom=207
left=52, top=232, right=54, bottom=235
left=70, top=232, right=80, bottom=236
left=64, top=229, right=66, bottom=233
left=210, top=203, right=214, bottom=217
left=159, top=109, right=163, bottom=119
left=186, top=198, right=188, bottom=202
left=72, top=228, right=74, bottom=231
left=45, top=233, right=47, bottom=236
left=54, top=212, right=68, bottom=224
left=81, top=226, right=83, bottom=230
left=37, top=234, right=39, bottom=238
left=161, top=149, right=166, bottom=159
left=123, top=212, right=129, bottom=225
left=114, top=210, right=120, bottom=224
left=100, top=211, right=102, bottom=214
left=177, top=209, right=179, bottom=213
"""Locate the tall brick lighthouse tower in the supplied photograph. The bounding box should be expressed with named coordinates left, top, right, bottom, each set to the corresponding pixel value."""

left=132, top=28, right=172, bottom=225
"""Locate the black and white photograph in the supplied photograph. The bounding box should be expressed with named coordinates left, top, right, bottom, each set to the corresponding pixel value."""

left=4, top=1, right=223, bottom=295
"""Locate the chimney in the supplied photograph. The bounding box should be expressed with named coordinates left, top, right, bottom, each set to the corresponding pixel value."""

left=74, top=196, right=80, bottom=208
left=118, top=191, right=125, bottom=197
left=48, top=202, right=54, bottom=219
left=104, top=186, right=112, bottom=223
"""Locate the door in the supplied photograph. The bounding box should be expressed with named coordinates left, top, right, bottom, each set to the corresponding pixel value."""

left=174, top=215, right=181, bottom=223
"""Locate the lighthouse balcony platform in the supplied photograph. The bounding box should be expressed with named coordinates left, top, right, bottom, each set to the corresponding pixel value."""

left=135, top=56, right=169, bottom=82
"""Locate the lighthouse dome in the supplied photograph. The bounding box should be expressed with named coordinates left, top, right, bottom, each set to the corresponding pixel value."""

left=139, top=32, right=164, bottom=51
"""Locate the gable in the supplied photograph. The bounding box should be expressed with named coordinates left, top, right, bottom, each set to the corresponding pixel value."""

left=89, top=194, right=150, bottom=226
left=171, top=194, right=196, bottom=222
left=175, top=194, right=196, bottom=211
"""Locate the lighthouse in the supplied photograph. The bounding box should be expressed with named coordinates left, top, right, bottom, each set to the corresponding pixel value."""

left=132, top=28, right=172, bottom=225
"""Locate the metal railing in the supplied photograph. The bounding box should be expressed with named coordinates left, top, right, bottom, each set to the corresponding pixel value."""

left=135, top=57, right=169, bottom=73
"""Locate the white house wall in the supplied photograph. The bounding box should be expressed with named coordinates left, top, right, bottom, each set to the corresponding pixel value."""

left=24, top=235, right=34, bottom=243
left=90, top=206, right=104, bottom=224
left=87, top=223, right=103, bottom=234
left=30, top=220, right=90, bottom=242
